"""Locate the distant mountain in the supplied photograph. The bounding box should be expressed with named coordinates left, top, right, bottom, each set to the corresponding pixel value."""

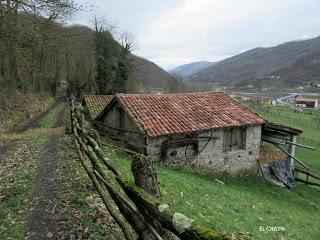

left=169, top=61, right=216, bottom=78
left=187, top=36, right=320, bottom=89
left=127, top=55, right=175, bottom=92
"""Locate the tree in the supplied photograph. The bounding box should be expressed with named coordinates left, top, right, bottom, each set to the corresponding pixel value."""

left=113, top=33, right=133, bottom=93
left=64, top=25, right=96, bottom=98
left=94, top=19, right=133, bottom=95
left=0, top=0, right=75, bottom=92
left=166, top=75, right=188, bottom=93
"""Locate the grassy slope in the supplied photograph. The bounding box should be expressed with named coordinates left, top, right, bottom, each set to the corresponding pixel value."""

left=0, top=91, right=54, bottom=133
left=101, top=127, right=320, bottom=240
left=5, top=100, right=318, bottom=239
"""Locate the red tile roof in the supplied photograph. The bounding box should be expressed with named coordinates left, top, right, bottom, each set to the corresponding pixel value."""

left=83, top=95, right=113, bottom=119
left=116, top=92, right=264, bottom=137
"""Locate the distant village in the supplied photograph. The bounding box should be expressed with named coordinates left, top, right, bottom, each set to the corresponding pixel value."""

left=233, top=92, right=320, bottom=109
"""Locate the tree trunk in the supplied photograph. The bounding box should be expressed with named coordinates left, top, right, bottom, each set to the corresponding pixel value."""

left=131, top=154, right=175, bottom=240
left=131, top=154, right=161, bottom=198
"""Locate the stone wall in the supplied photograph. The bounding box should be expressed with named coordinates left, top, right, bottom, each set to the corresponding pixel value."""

left=147, top=125, right=262, bottom=175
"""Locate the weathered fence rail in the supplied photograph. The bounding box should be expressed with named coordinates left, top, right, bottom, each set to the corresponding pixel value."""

left=70, top=96, right=237, bottom=240
left=294, top=168, right=320, bottom=187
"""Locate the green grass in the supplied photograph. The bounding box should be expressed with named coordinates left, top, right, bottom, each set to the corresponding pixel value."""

left=0, top=102, right=119, bottom=239
left=38, top=102, right=65, bottom=128
left=0, top=132, right=48, bottom=239
left=248, top=104, right=320, bottom=142
left=0, top=101, right=67, bottom=239
left=101, top=143, right=320, bottom=240
left=58, top=134, right=125, bottom=240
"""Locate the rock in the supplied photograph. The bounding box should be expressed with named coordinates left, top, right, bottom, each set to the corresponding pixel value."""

left=172, top=213, right=194, bottom=234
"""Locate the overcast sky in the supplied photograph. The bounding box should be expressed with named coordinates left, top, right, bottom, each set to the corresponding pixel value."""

left=72, top=0, right=320, bottom=70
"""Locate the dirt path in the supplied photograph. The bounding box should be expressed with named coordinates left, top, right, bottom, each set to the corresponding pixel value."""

left=0, top=99, right=61, bottom=161
left=12, top=100, right=60, bottom=133
left=0, top=139, right=17, bottom=161
left=24, top=104, right=70, bottom=240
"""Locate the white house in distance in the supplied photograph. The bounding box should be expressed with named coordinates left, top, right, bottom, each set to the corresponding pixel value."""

left=295, top=96, right=319, bottom=108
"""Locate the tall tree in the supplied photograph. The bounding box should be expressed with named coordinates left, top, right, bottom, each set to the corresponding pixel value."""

left=65, top=25, right=96, bottom=98
left=94, top=20, right=132, bottom=95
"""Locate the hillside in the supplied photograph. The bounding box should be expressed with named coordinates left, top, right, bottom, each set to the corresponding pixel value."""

left=0, top=91, right=54, bottom=133
left=187, top=36, right=320, bottom=89
left=169, top=61, right=216, bottom=78
left=64, top=26, right=173, bottom=93
left=0, top=10, right=172, bottom=96
left=127, top=55, right=175, bottom=92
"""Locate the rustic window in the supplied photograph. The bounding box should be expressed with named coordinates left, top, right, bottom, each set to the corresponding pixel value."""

left=223, top=127, right=246, bottom=152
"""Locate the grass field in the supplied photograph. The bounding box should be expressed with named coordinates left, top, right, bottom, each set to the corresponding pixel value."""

left=99, top=104, right=320, bottom=240
left=104, top=147, right=320, bottom=240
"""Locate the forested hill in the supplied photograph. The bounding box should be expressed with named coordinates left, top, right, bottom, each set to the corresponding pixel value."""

left=65, top=26, right=174, bottom=94
left=187, top=36, right=320, bottom=89
left=169, top=61, right=216, bottom=78
left=128, top=55, right=174, bottom=91
left=0, top=2, right=174, bottom=96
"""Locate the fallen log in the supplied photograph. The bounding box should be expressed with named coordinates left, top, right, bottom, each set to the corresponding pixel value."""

left=94, top=170, right=163, bottom=240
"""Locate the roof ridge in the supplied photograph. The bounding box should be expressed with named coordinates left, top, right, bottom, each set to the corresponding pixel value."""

left=228, top=94, right=265, bottom=122
left=116, top=91, right=226, bottom=97
left=115, top=91, right=264, bottom=137
left=84, top=94, right=113, bottom=97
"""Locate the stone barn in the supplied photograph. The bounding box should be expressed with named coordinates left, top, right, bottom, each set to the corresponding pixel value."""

left=96, top=92, right=265, bottom=174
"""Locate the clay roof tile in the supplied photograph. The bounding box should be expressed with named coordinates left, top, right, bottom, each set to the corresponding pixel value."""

left=117, top=92, right=264, bottom=137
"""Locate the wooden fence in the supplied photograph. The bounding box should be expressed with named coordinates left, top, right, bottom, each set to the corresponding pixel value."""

left=295, top=168, right=320, bottom=187
left=70, top=96, right=235, bottom=240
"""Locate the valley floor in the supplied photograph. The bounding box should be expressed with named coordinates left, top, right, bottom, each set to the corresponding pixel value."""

left=0, top=99, right=319, bottom=240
